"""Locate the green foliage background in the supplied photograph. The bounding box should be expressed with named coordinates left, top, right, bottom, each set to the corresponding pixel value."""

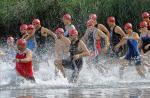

left=0, top=0, right=150, bottom=38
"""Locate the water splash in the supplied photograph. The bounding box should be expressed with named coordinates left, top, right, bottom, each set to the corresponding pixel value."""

left=0, top=46, right=150, bottom=90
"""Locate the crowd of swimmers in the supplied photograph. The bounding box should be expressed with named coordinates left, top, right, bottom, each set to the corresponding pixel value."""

left=0, top=11, right=150, bottom=83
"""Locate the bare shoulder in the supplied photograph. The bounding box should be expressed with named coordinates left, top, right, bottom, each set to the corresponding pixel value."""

left=133, top=32, right=139, bottom=36
left=97, top=28, right=105, bottom=35
left=55, top=39, right=60, bottom=43
left=115, top=26, right=125, bottom=35
left=64, top=37, right=71, bottom=42
left=115, top=25, right=122, bottom=31
left=64, top=37, right=71, bottom=44
left=97, top=28, right=103, bottom=33
left=42, top=27, right=49, bottom=31
left=79, top=40, right=85, bottom=46
left=26, top=49, right=32, bottom=55
left=41, top=26, right=46, bottom=30
left=98, top=23, right=105, bottom=28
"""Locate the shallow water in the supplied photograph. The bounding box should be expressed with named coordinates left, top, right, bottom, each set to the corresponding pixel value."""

left=0, top=47, right=150, bottom=98
left=1, top=85, right=150, bottom=98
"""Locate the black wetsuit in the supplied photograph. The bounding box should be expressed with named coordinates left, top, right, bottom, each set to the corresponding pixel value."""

left=87, top=31, right=95, bottom=51
left=110, top=26, right=122, bottom=56
left=141, top=34, right=150, bottom=53
left=62, top=39, right=83, bottom=71
left=35, top=27, right=47, bottom=53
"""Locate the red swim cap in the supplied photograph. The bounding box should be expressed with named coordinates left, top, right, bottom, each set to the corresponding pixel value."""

left=27, top=24, right=34, bottom=30
left=89, top=14, right=97, bottom=21
left=17, top=39, right=26, bottom=48
left=124, top=23, right=133, bottom=30
left=63, top=14, right=72, bottom=20
left=107, top=16, right=115, bottom=23
left=69, top=28, right=78, bottom=36
left=55, top=28, right=64, bottom=34
left=32, top=19, right=41, bottom=25
left=139, top=21, right=148, bottom=28
left=142, top=12, right=150, bottom=19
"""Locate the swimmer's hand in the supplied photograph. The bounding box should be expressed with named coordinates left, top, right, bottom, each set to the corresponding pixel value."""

left=73, top=54, right=80, bottom=60
left=119, top=55, right=125, bottom=59
left=123, top=36, right=132, bottom=40
left=102, top=46, right=108, bottom=53
left=90, top=51, right=96, bottom=58
left=145, top=44, right=150, bottom=50
left=0, top=51, right=5, bottom=56
left=13, top=59, right=20, bottom=62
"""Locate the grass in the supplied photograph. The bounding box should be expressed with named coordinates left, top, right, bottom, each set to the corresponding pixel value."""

left=0, top=0, right=150, bottom=37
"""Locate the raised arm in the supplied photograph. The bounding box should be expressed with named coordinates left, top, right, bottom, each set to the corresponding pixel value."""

left=42, top=27, right=57, bottom=40
left=115, top=26, right=126, bottom=37
left=18, top=50, right=32, bottom=63
left=81, top=30, right=89, bottom=43
left=97, top=29, right=110, bottom=48
left=78, top=40, right=90, bottom=58
left=98, top=24, right=110, bottom=40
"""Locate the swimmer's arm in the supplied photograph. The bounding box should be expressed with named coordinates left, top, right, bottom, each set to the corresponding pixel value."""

left=19, top=51, right=32, bottom=63
left=97, top=30, right=110, bottom=48
left=115, top=38, right=127, bottom=48
left=44, top=27, right=57, bottom=40
left=138, top=39, right=143, bottom=49
left=115, top=26, right=126, bottom=37
left=22, top=33, right=29, bottom=39
left=81, top=30, right=89, bottom=43
left=24, top=32, right=35, bottom=40
left=145, top=44, right=150, bottom=50
left=40, top=27, right=48, bottom=37
left=98, top=24, right=110, bottom=40
left=78, top=40, right=90, bottom=58
left=41, top=27, right=56, bottom=39
left=133, top=33, right=140, bottom=40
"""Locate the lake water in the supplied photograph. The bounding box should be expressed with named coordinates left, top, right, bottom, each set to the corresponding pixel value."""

left=0, top=49, right=150, bottom=98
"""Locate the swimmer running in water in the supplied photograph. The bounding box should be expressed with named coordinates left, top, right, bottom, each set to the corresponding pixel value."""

left=55, top=28, right=90, bottom=83
left=62, top=14, right=76, bottom=37
left=138, top=21, right=150, bottom=54
left=115, top=23, right=145, bottom=79
left=54, top=28, right=71, bottom=77
left=82, top=19, right=109, bottom=73
left=107, top=16, right=126, bottom=57
left=14, top=39, right=35, bottom=82
left=142, top=12, right=150, bottom=30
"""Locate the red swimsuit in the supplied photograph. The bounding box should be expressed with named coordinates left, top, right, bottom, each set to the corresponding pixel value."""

left=95, top=39, right=101, bottom=54
left=15, top=50, right=33, bottom=79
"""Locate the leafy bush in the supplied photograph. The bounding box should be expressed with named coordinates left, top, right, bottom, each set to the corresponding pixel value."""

left=0, top=0, right=150, bottom=38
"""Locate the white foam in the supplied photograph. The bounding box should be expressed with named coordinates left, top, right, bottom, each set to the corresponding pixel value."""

left=0, top=47, right=150, bottom=89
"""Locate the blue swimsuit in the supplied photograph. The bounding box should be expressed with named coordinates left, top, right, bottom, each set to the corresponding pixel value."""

left=141, top=33, right=150, bottom=53
left=124, top=38, right=141, bottom=65
left=26, top=37, right=36, bottom=51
